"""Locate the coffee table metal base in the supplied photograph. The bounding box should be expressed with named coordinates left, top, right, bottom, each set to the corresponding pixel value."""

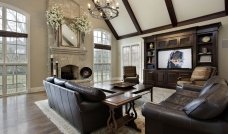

left=107, top=101, right=140, bottom=133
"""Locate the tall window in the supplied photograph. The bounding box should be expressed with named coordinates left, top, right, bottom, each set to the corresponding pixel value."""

left=93, top=29, right=111, bottom=82
left=122, top=43, right=142, bottom=81
left=0, top=4, right=28, bottom=96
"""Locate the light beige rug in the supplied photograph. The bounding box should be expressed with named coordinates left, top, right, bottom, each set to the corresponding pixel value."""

left=35, top=87, right=175, bottom=134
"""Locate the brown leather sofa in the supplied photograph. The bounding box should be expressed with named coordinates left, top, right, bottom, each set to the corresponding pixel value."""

left=43, top=77, right=121, bottom=134
left=142, top=76, right=228, bottom=134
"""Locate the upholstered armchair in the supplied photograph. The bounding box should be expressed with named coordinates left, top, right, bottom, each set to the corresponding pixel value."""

left=123, top=66, right=139, bottom=84
left=177, top=66, right=216, bottom=91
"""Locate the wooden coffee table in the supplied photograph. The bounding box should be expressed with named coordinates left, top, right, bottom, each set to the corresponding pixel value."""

left=103, top=93, right=141, bottom=133
left=93, top=82, right=153, bottom=101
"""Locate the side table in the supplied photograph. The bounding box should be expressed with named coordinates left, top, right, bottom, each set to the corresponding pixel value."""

left=103, top=92, right=141, bottom=133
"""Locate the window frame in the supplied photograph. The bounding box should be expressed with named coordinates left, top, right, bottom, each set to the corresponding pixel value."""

left=0, top=2, right=30, bottom=96
left=93, top=29, right=112, bottom=83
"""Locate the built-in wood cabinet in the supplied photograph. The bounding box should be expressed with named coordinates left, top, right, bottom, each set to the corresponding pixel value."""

left=196, top=23, right=220, bottom=70
left=143, top=22, right=221, bottom=89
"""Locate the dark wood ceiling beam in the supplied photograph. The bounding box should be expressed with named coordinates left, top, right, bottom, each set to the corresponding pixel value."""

left=164, top=0, right=177, bottom=27
left=119, top=11, right=226, bottom=40
left=225, top=0, right=228, bottom=15
left=104, top=20, right=119, bottom=40
left=122, top=0, right=142, bottom=34
left=92, top=0, right=119, bottom=40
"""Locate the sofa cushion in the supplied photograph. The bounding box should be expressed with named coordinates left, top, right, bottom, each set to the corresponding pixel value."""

left=54, top=78, right=66, bottom=87
left=183, top=84, right=228, bottom=120
left=190, top=66, right=212, bottom=81
left=46, top=77, right=55, bottom=83
left=65, top=81, right=106, bottom=102
left=199, top=76, right=227, bottom=96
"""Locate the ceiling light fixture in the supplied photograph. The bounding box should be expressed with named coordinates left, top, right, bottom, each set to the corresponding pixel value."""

left=88, top=0, right=119, bottom=20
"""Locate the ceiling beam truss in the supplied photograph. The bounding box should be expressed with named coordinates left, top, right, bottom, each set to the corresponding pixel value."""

left=164, top=0, right=177, bottom=27
left=225, top=0, right=228, bottom=15
left=122, top=0, right=142, bottom=34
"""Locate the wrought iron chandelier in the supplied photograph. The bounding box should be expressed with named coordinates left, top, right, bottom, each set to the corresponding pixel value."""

left=88, top=0, right=119, bottom=20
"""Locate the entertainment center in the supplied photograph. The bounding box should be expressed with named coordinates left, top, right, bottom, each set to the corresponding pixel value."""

left=143, top=22, right=221, bottom=88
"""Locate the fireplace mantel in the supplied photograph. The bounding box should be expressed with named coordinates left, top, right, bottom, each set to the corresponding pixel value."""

left=50, top=47, right=87, bottom=55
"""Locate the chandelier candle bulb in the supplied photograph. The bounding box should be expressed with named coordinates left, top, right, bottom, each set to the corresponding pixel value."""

left=88, top=3, right=91, bottom=9
left=50, top=54, right=53, bottom=59
left=88, top=0, right=119, bottom=20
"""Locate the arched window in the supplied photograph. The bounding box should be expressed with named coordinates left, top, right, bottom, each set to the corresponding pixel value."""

left=93, top=29, right=111, bottom=82
left=0, top=3, right=29, bottom=96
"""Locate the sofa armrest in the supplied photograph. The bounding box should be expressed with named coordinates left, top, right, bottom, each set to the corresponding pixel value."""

left=142, top=102, right=191, bottom=128
left=142, top=102, right=227, bottom=134
left=182, top=84, right=203, bottom=92
left=177, top=76, right=191, bottom=81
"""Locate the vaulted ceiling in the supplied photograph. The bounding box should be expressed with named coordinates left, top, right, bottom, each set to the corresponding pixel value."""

left=101, top=0, right=227, bottom=40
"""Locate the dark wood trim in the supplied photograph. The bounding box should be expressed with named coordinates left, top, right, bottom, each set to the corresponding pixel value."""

left=94, top=43, right=111, bottom=50
left=104, top=20, right=119, bottom=40
left=225, top=0, right=228, bottom=15
left=0, top=30, right=28, bottom=38
left=164, top=0, right=177, bottom=27
left=118, top=32, right=140, bottom=40
left=143, top=24, right=173, bottom=35
left=122, top=0, right=142, bottom=34
left=177, top=11, right=226, bottom=27
left=118, top=11, right=226, bottom=40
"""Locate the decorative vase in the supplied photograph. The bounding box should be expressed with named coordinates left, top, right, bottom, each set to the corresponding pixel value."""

left=54, top=25, right=62, bottom=47
left=80, top=32, right=85, bottom=45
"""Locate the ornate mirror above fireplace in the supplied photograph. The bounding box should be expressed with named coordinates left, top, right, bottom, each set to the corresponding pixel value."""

left=61, top=0, right=81, bottom=48
left=48, top=0, right=81, bottom=47
left=62, top=18, right=80, bottom=47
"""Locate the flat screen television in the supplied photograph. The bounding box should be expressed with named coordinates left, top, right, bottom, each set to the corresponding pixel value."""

left=158, top=48, right=192, bottom=69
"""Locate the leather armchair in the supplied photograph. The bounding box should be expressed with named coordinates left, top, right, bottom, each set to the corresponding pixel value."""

left=123, top=66, right=139, bottom=84
left=177, top=66, right=216, bottom=91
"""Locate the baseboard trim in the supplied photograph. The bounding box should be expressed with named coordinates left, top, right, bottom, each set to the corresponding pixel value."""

left=30, top=86, right=44, bottom=93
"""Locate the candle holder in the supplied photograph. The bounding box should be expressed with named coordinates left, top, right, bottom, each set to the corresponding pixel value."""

left=55, top=61, right=58, bottom=77
left=50, top=56, right=54, bottom=76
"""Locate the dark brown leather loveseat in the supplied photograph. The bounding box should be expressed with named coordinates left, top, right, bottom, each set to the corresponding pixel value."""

left=43, top=77, right=113, bottom=134
left=142, top=76, right=228, bottom=134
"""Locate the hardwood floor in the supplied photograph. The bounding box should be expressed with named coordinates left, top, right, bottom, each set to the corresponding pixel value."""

left=0, top=92, right=62, bottom=134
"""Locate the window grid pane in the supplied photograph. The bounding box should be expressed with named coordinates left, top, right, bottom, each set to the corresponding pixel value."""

left=0, top=37, right=2, bottom=63
left=6, top=9, right=16, bottom=21
left=7, top=20, right=16, bottom=32
left=0, top=7, right=2, bottom=18
left=1, top=7, right=28, bottom=95
left=0, top=19, right=2, bottom=30
left=0, top=66, right=2, bottom=95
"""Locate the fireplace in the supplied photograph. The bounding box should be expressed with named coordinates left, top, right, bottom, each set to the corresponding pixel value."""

left=61, top=65, right=79, bottom=80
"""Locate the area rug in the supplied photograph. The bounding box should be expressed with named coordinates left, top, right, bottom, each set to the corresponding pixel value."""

left=35, top=87, right=175, bottom=134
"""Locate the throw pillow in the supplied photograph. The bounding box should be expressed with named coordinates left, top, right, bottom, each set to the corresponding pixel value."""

left=199, top=77, right=227, bottom=96
left=65, top=81, right=106, bottom=102
left=46, top=77, right=55, bottom=83
left=183, top=84, right=228, bottom=120
left=54, top=78, right=66, bottom=87
left=190, top=66, right=212, bottom=81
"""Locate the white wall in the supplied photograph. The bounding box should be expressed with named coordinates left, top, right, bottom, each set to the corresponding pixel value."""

left=118, top=16, right=228, bottom=81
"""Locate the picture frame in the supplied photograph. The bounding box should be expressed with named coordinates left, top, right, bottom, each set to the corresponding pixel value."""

left=199, top=55, right=211, bottom=63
